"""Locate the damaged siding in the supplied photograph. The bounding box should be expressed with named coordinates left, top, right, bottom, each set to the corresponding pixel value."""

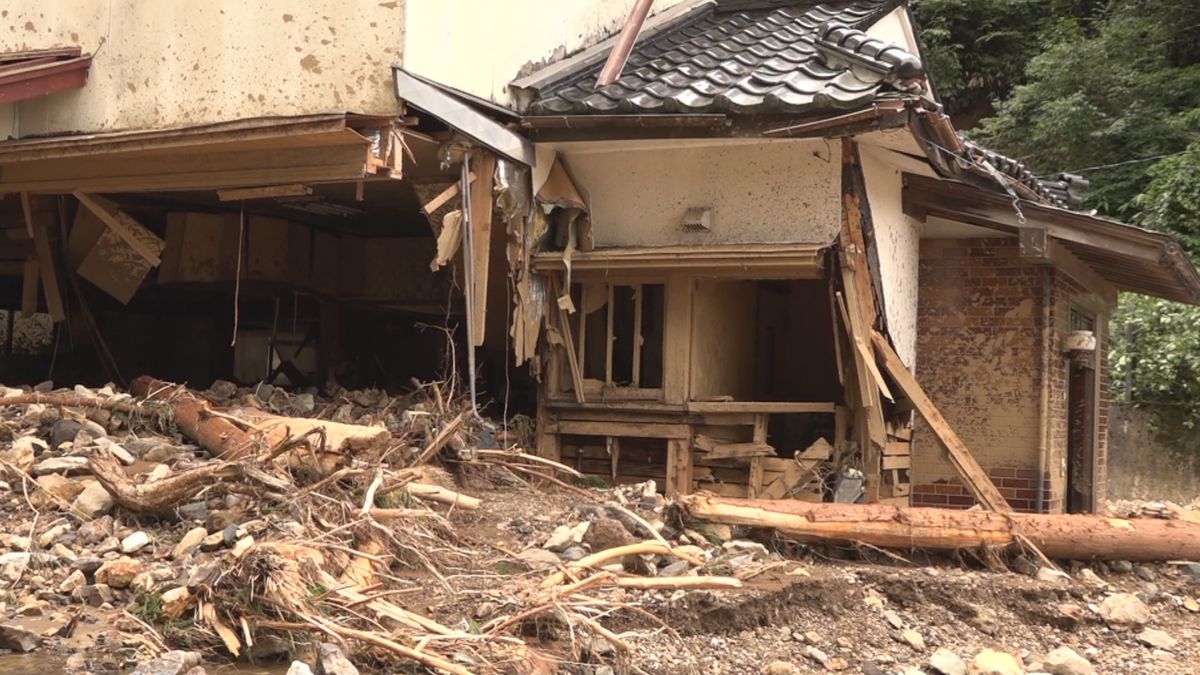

left=2, top=1, right=406, bottom=135
left=561, top=139, right=841, bottom=248
left=860, top=145, right=920, bottom=367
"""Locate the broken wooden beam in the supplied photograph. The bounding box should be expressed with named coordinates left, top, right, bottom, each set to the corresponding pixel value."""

left=129, top=376, right=256, bottom=460
left=870, top=332, right=1011, bottom=513
left=680, top=494, right=1200, bottom=562
left=22, top=194, right=65, bottom=322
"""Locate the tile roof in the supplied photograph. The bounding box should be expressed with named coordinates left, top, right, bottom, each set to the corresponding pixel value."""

left=520, top=0, right=922, bottom=116
left=960, top=137, right=1089, bottom=209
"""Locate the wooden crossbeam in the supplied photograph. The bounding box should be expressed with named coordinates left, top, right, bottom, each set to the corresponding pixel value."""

left=870, top=331, right=1012, bottom=513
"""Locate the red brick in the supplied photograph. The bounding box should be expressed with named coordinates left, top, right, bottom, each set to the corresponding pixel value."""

left=989, top=467, right=1017, bottom=479
left=946, top=495, right=977, bottom=506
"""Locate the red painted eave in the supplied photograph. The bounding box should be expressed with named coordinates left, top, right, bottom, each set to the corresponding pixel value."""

left=0, top=47, right=93, bottom=105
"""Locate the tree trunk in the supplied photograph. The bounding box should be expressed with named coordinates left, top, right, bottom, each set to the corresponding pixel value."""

left=130, top=376, right=255, bottom=459
left=680, top=494, right=1200, bottom=562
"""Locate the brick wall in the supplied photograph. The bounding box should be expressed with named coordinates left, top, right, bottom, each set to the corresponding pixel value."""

left=912, top=466, right=1052, bottom=512
left=912, top=238, right=1047, bottom=486
left=911, top=238, right=1111, bottom=514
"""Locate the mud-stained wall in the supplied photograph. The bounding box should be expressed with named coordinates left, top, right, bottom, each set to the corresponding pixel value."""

left=911, top=239, right=1046, bottom=488
left=1, top=1, right=407, bottom=135
left=561, top=139, right=841, bottom=247
left=404, top=0, right=688, bottom=105
left=860, top=144, right=920, bottom=368
left=1108, top=403, right=1200, bottom=504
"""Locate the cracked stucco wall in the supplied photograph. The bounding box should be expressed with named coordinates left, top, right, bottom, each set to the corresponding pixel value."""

left=1, top=1, right=408, bottom=136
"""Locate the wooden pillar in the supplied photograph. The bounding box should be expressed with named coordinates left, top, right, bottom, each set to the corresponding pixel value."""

left=747, top=414, right=768, bottom=498
left=666, top=436, right=693, bottom=497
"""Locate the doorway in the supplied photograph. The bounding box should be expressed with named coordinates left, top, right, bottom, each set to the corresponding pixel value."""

left=1066, top=309, right=1097, bottom=514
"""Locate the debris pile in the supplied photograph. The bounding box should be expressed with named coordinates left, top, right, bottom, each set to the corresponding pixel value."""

left=0, top=378, right=1195, bottom=674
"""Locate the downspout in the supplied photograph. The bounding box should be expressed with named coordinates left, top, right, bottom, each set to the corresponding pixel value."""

left=1036, top=274, right=1053, bottom=513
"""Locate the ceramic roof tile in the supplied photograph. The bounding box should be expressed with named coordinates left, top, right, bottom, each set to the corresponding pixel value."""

left=525, top=0, right=921, bottom=116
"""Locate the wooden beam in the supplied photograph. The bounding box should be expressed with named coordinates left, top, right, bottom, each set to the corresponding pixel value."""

left=420, top=172, right=475, bottom=214
left=552, top=419, right=690, bottom=439
left=840, top=140, right=877, bottom=329
left=666, top=437, right=693, bottom=497
left=870, top=331, right=1012, bottom=512
left=22, top=194, right=64, bottom=321
left=549, top=277, right=586, bottom=404
left=20, top=258, right=38, bottom=317
left=73, top=192, right=164, bottom=266
left=685, top=401, right=837, bottom=414
left=468, top=153, right=496, bottom=346
left=217, top=184, right=312, bottom=202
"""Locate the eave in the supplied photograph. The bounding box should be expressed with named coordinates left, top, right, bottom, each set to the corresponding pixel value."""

left=0, top=47, right=93, bottom=105
left=903, top=172, right=1200, bottom=305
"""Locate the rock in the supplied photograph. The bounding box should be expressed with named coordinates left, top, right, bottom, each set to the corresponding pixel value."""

left=315, top=643, right=360, bottom=675
left=762, top=661, right=799, bottom=674
left=37, top=523, right=71, bottom=549
left=1075, top=568, right=1106, bottom=588
left=287, top=662, right=315, bottom=675
left=94, top=437, right=135, bottom=465
left=173, top=527, right=208, bottom=559
left=968, top=649, right=1023, bottom=675
left=49, top=419, right=85, bottom=449
left=1132, top=565, right=1155, bottom=582
left=183, top=669, right=207, bottom=675
left=64, top=652, right=88, bottom=673
left=929, top=648, right=967, bottom=675
left=73, top=557, right=104, bottom=574
left=129, top=650, right=202, bottom=675
left=1098, top=592, right=1151, bottom=626
left=705, top=523, right=732, bottom=542
left=206, top=509, right=243, bottom=532
left=34, top=474, right=84, bottom=503
left=1036, top=567, right=1071, bottom=584
left=58, top=569, right=86, bottom=593
left=1010, top=555, right=1040, bottom=577
left=899, top=628, right=926, bottom=651
left=72, top=482, right=115, bottom=519
left=559, top=545, right=588, bottom=562
left=249, top=633, right=291, bottom=661
left=542, top=525, right=575, bottom=552
left=883, top=610, right=906, bottom=630
left=723, top=539, right=770, bottom=559
left=803, top=646, right=829, bottom=666
left=76, top=516, right=113, bottom=543
left=31, top=456, right=89, bottom=476
left=146, top=464, right=171, bottom=483
left=1137, top=628, right=1177, bottom=649
left=95, top=557, right=143, bottom=589
left=581, top=518, right=634, bottom=552
left=1178, top=562, right=1200, bottom=583
left=658, top=558, right=691, bottom=577
left=122, top=531, right=151, bottom=553
left=0, top=623, right=41, bottom=652
left=1108, top=560, right=1133, bottom=574
left=516, top=548, right=560, bottom=568
left=1043, top=647, right=1093, bottom=675
left=178, top=501, right=209, bottom=522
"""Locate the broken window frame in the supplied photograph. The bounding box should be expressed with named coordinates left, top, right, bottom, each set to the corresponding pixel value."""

left=552, top=275, right=666, bottom=401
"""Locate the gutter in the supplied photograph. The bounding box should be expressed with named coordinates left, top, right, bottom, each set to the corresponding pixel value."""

left=1037, top=277, right=1053, bottom=513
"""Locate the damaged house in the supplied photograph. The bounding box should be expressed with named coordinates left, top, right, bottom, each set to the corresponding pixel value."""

left=1, top=0, right=1197, bottom=517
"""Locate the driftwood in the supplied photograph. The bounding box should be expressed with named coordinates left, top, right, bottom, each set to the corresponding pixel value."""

left=130, top=376, right=256, bottom=460
left=681, top=494, right=1200, bottom=562
left=88, top=450, right=230, bottom=513
left=405, top=482, right=481, bottom=510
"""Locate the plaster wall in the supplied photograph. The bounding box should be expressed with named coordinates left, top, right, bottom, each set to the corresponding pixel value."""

left=860, top=143, right=920, bottom=368
left=1, top=1, right=408, bottom=135
left=560, top=139, right=842, bottom=248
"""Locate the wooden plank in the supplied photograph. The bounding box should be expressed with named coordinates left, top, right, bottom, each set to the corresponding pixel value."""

left=893, top=483, right=911, bottom=497
left=883, top=441, right=910, bottom=456
left=748, top=414, right=768, bottom=498
left=685, top=401, right=837, bottom=414
left=23, top=194, right=64, bottom=321
left=610, top=437, right=621, bottom=482
left=468, top=153, right=495, bottom=346
left=73, top=192, right=165, bottom=266
left=549, top=276, right=586, bottom=404
left=663, top=271, right=692, bottom=404
left=217, top=184, right=312, bottom=202
left=554, top=419, right=691, bottom=439
left=632, top=285, right=643, bottom=387
left=871, top=331, right=1012, bottom=513
left=705, top=443, right=774, bottom=460
left=605, top=283, right=615, bottom=384
left=882, top=455, right=911, bottom=471
left=20, top=258, right=38, bottom=317
left=840, top=140, right=877, bottom=329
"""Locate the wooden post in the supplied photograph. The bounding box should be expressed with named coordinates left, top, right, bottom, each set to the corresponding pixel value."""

left=666, top=437, right=693, bottom=497
left=22, top=194, right=65, bottom=322
left=534, top=387, right=561, bottom=462
left=20, top=259, right=39, bottom=319
left=747, top=413, right=768, bottom=497
left=468, top=153, right=496, bottom=346
left=871, top=332, right=1011, bottom=512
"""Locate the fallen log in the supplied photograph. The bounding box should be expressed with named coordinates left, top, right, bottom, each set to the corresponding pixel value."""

left=405, top=482, right=481, bottom=510
left=88, top=450, right=231, bottom=513
left=680, top=494, right=1200, bottom=562
left=130, top=376, right=256, bottom=460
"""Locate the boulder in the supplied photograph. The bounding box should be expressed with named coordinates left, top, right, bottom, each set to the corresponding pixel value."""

left=1043, top=646, right=1093, bottom=675
left=72, top=482, right=115, bottom=519
left=95, top=557, right=143, bottom=589
left=967, top=649, right=1023, bottom=675
left=1136, top=628, right=1177, bottom=650
left=929, top=648, right=967, bottom=675
left=129, top=650, right=202, bottom=675
left=315, top=643, right=360, bottom=675
left=582, top=518, right=635, bottom=552
left=0, top=623, right=42, bottom=652
left=1098, top=593, right=1151, bottom=626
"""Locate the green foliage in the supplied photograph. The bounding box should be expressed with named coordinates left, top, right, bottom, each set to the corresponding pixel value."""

left=1111, top=294, right=1200, bottom=425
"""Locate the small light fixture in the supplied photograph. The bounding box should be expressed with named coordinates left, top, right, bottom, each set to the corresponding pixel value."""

left=681, top=207, right=712, bottom=232
left=1064, top=330, right=1096, bottom=353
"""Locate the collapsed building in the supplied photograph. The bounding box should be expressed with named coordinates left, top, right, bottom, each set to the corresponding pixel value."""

left=1, top=0, right=1197, bottom=517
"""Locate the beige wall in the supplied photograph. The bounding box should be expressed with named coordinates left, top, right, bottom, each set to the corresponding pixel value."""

left=404, top=0, right=689, bottom=105
left=860, top=143, right=921, bottom=368
left=559, top=138, right=842, bottom=248
left=690, top=279, right=757, bottom=400
left=2, top=1, right=407, bottom=135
